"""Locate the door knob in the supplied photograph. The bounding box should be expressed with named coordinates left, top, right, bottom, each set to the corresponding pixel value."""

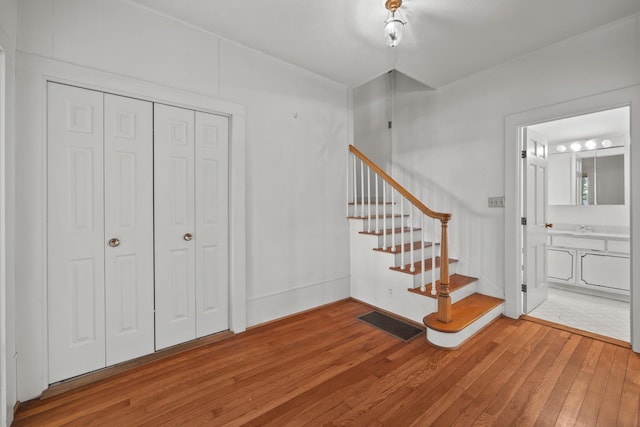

left=545, top=223, right=553, bottom=229
left=184, top=233, right=193, bottom=241
left=108, top=238, right=120, bottom=247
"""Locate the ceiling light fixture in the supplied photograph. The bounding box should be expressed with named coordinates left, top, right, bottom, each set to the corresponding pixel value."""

left=570, top=142, right=582, bottom=152
left=384, top=0, right=407, bottom=48
left=556, top=145, right=567, bottom=152
left=601, top=139, right=613, bottom=148
left=585, top=139, right=597, bottom=149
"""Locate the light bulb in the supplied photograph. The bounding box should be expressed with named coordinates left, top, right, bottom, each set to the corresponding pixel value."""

left=556, top=145, right=567, bottom=152
left=585, top=139, right=597, bottom=149
left=384, top=12, right=405, bottom=47
left=601, top=139, right=612, bottom=148
left=570, top=142, right=582, bottom=151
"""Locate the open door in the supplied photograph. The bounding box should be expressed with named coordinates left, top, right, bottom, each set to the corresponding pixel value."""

left=522, top=127, right=550, bottom=313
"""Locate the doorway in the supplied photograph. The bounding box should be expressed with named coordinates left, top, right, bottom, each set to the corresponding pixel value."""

left=504, top=86, right=640, bottom=352
left=521, top=107, right=631, bottom=342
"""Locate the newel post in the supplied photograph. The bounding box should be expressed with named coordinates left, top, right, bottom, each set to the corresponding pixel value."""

left=437, top=217, right=452, bottom=323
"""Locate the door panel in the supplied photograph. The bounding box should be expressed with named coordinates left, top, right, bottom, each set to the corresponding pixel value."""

left=104, top=94, right=154, bottom=365
left=48, top=83, right=106, bottom=383
left=195, top=112, right=229, bottom=337
left=523, top=128, right=549, bottom=313
left=154, top=104, right=196, bottom=350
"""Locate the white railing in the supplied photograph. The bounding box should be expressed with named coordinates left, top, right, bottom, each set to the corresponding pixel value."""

left=349, top=145, right=453, bottom=323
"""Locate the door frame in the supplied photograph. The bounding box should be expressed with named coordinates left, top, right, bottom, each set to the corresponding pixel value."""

left=15, top=53, right=246, bottom=397
left=504, top=86, right=640, bottom=352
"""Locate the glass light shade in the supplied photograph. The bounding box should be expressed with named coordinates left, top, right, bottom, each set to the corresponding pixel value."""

left=585, top=139, right=597, bottom=149
left=556, top=145, right=567, bottom=152
left=570, top=142, right=582, bottom=151
left=601, top=139, right=613, bottom=147
left=384, top=12, right=405, bottom=47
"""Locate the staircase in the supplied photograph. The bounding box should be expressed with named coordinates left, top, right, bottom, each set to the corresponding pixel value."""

left=348, top=145, right=504, bottom=349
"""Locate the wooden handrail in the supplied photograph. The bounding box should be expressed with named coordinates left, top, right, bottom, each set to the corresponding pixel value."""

left=349, top=145, right=451, bottom=222
left=350, top=144, right=452, bottom=323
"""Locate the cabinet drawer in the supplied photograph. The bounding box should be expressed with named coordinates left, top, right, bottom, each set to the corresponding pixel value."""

left=550, top=236, right=605, bottom=251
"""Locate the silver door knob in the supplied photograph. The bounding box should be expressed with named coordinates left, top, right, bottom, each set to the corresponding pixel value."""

left=184, top=233, right=193, bottom=241
left=108, top=238, right=120, bottom=247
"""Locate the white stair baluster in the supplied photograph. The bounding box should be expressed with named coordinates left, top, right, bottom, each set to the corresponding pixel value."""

left=409, top=205, right=415, bottom=272
left=432, top=218, right=437, bottom=296
left=360, top=160, right=365, bottom=217
left=367, top=166, right=372, bottom=232
left=421, top=217, right=426, bottom=292
left=400, top=197, right=405, bottom=269
left=375, top=174, right=380, bottom=233
left=353, top=155, right=357, bottom=216
left=382, top=179, right=386, bottom=248
left=390, top=188, right=395, bottom=251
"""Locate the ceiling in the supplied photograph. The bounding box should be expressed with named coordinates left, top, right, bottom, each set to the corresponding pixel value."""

left=528, top=107, right=630, bottom=146
left=130, top=0, right=640, bottom=89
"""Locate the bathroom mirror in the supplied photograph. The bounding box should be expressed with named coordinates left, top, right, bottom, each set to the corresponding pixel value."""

left=574, top=147, right=624, bottom=205
left=528, top=106, right=629, bottom=206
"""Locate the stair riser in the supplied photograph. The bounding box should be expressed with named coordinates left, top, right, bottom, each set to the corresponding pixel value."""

left=373, top=231, right=421, bottom=247
left=386, top=246, right=441, bottom=267
left=348, top=204, right=395, bottom=217
left=355, top=216, right=407, bottom=232
left=407, top=264, right=458, bottom=287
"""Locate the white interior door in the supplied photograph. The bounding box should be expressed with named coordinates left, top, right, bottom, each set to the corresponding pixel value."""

left=48, top=83, right=106, bottom=382
left=523, top=127, right=550, bottom=313
left=154, top=104, right=196, bottom=350
left=195, top=111, right=229, bottom=337
left=104, top=94, right=154, bottom=365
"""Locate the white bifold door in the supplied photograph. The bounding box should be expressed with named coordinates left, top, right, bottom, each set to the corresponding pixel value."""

left=48, top=83, right=154, bottom=383
left=154, top=104, right=229, bottom=350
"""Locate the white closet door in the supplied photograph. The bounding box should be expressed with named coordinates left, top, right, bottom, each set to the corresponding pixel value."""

left=154, top=104, right=196, bottom=350
left=195, top=112, right=229, bottom=337
left=104, top=94, right=154, bottom=364
left=48, top=83, right=105, bottom=383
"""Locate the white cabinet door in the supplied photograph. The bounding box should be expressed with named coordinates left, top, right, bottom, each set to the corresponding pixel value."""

left=547, top=248, right=576, bottom=284
left=579, top=252, right=630, bottom=291
left=195, top=111, right=229, bottom=337
left=104, top=94, right=154, bottom=365
left=48, top=83, right=106, bottom=383
left=154, top=104, right=197, bottom=350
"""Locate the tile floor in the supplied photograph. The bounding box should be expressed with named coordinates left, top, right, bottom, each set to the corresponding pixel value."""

left=528, top=287, right=630, bottom=342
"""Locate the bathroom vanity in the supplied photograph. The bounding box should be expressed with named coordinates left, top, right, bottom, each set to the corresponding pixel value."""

left=547, top=230, right=630, bottom=298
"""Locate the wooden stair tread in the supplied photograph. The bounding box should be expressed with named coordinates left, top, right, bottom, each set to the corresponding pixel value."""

left=389, top=257, right=458, bottom=275
left=423, top=294, right=503, bottom=333
left=407, top=274, right=477, bottom=298
left=359, top=227, right=420, bottom=236
left=373, top=241, right=434, bottom=254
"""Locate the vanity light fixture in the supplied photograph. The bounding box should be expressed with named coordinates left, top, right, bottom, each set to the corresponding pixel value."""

left=384, top=0, right=407, bottom=48
left=570, top=142, right=582, bottom=152
left=556, top=145, right=567, bottom=152
left=601, top=139, right=613, bottom=148
left=585, top=139, right=597, bottom=149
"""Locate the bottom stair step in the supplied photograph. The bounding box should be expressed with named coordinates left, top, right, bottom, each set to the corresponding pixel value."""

left=407, top=274, right=478, bottom=299
left=423, top=293, right=504, bottom=349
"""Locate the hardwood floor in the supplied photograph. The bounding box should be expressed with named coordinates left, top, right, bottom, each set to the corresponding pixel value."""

left=13, top=299, right=640, bottom=426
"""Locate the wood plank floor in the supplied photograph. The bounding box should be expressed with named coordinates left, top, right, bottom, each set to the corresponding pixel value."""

left=13, top=299, right=640, bottom=426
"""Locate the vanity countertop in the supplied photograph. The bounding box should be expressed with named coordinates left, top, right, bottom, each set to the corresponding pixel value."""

left=548, top=230, right=629, bottom=240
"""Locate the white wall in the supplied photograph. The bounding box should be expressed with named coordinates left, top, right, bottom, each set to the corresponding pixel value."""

left=15, top=0, right=349, bottom=401
left=353, top=72, right=392, bottom=173
left=0, top=0, right=17, bottom=424
left=386, top=16, right=640, bottom=298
